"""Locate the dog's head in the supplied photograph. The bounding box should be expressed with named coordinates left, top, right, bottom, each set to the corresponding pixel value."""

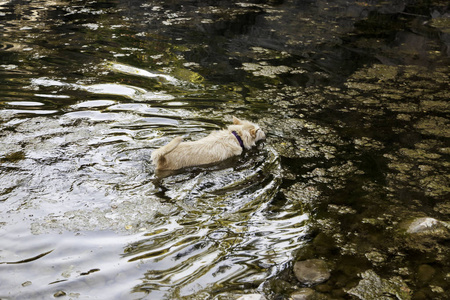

left=229, top=116, right=266, bottom=149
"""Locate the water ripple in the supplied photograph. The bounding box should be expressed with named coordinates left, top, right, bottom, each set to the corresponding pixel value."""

left=0, top=3, right=307, bottom=298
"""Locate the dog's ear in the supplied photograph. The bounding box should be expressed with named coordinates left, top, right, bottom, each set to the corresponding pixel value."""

left=250, top=127, right=257, bottom=138
left=233, top=116, right=242, bottom=125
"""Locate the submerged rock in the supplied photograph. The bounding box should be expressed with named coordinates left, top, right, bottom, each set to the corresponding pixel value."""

left=282, top=182, right=321, bottom=206
left=242, top=62, right=292, bottom=78
left=21, top=281, right=32, bottom=287
left=416, top=264, right=436, bottom=284
left=347, top=270, right=411, bottom=300
left=405, top=217, right=450, bottom=237
left=290, top=288, right=315, bottom=300
left=293, top=259, right=330, bottom=286
left=53, top=291, right=66, bottom=297
left=406, top=217, right=439, bottom=233
left=365, top=251, right=386, bottom=264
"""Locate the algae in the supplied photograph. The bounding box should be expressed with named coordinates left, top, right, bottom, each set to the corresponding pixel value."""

left=1, top=151, right=25, bottom=163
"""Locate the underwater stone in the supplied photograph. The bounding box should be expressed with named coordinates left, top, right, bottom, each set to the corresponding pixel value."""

left=328, top=204, right=356, bottom=215
left=406, top=217, right=449, bottom=235
left=365, top=251, right=386, bottom=264
left=430, top=285, right=444, bottom=293
left=416, top=264, right=436, bottom=284
left=347, top=270, right=411, bottom=300
left=54, top=291, right=66, bottom=297
left=267, top=278, right=294, bottom=295
left=290, top=288, right=315, bottom=300
left=21, top=281, right=32, bottom=287
left=241, top=62, right=291, bottom=78
left=236, top=294, right=266, bottom=300
left=293, top=259, right=330, bottom=286
left=282, top=182, right=320, bottom=205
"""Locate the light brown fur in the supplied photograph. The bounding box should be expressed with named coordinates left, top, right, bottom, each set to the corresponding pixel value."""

left=151, top=117, right=266, bottom=170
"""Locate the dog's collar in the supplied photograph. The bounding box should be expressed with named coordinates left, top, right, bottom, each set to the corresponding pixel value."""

left=232, top=131, right=245, bottom=150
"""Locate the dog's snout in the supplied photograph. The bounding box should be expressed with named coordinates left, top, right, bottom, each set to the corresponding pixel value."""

left=258, top=130, right=266, bottom=141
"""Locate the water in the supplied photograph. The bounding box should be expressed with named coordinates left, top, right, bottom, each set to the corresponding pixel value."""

left=1, top=0, right=449, bottom=299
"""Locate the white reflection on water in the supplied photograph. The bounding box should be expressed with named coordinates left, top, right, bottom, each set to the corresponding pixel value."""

left=30, top=77, right=176, bottom=102
left=106, top=62, right=180, bottom=85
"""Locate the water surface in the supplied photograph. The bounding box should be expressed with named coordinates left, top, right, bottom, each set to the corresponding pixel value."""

left=1, top=0, right=449, bottom=299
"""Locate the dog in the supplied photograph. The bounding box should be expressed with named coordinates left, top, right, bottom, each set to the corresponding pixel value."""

left=151, top=117, right=266, bottom=170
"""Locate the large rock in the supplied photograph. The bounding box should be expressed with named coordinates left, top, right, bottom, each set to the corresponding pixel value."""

left=293, top=259, right=330, bottom=286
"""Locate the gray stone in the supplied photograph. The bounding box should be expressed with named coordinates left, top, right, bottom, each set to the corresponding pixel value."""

left=293, top=259, right=330, bottom=286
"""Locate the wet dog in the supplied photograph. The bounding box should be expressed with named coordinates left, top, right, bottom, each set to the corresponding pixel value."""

left=151, top=117, right=266, bottom=170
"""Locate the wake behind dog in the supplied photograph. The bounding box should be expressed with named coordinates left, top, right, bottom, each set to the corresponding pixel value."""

left=151, top=117, right=266, bottom=171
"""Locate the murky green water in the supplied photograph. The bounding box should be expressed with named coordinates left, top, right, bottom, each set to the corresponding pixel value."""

left=1, top=0, right=449, bottom=299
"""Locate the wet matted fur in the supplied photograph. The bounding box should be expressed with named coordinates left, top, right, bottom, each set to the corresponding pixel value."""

left=151, top=117, right=266, bottom=170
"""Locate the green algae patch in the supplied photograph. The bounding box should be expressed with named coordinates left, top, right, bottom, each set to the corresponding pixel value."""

left=421, top=100, right=450, bottom=112
left=1, top=151, right=26, bottom=163
left=241, top=62, right=292, bottom=79
left=415, top=117, right=450, bottom=138
left=352, top=64, right=399, bottom=82
left=420, top=175, right=450, bottom=197
left=345, top=81, right=381, bottom=91
left=170, top=68, right=204, bottom=84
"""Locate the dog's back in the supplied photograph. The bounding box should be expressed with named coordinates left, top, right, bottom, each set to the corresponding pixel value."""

left=151, top=136, right=183, bottom=170
left=151, top=117, right=265, bottom=171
